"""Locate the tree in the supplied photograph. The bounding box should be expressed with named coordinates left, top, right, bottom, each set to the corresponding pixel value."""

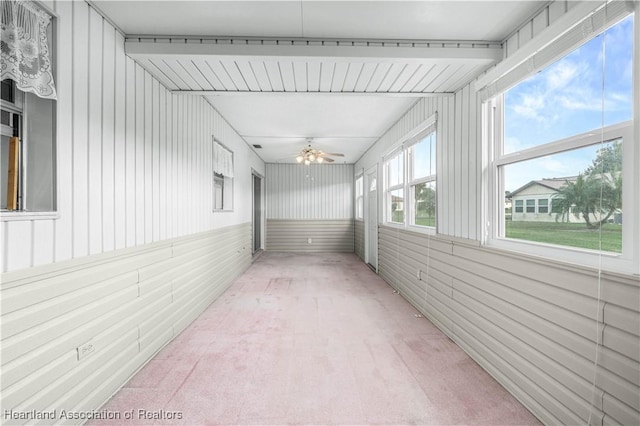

left=552, top=141, right=622, bottom=229
left=416, top=183, right=436, bottom=218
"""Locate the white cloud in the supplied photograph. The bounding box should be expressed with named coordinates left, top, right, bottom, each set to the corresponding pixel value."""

left=545, top=60, right=581, bottom=90
left=511, top=92, right=545, bottom=121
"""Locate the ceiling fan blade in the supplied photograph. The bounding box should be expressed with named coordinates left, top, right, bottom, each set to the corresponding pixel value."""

left=322, top=157, right=335, bottom=163
left=323, top=152, right=344, bottom=157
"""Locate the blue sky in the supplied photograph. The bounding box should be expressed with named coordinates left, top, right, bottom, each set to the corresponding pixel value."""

left=503, top=15, right=633, bottom=192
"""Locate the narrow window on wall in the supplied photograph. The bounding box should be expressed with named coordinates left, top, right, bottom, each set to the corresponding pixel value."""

left=384, top=149, right=404, bottom=224
left=483, top=7, right=636, bottom=272
left=408, top=125, right=437, bottom=228
left=355, top=174, right=364, bottom=220
left=383, top=115, right=437, bottom=230
left=1, top=1, right=57, bottom=214
left=213, top=139, right=233, bottom=211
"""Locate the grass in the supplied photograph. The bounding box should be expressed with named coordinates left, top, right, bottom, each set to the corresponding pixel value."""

left=505, top=221, right=622, bottom=253
left=415, top=216, right=436, bottom=227
left=391, top=211, right=436, bottom=228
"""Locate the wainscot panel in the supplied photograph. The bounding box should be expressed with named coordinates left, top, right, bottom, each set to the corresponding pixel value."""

left=377, top=225, right=639, bottom=426
left=0, top=223, right=252, bottom=425
left=266, top=220, right=354, bottom=253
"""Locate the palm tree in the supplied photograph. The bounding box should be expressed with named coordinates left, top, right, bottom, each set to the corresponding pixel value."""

left=552, top=173, right=621, bottom=229
left=552, top=141, right=623, bottom=229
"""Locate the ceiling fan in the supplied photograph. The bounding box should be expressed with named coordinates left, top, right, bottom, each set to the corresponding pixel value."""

left=295, top=139, right=344, bottom=165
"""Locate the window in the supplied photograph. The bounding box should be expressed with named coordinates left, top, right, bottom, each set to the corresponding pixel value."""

left=538, top=199, right=548, bottom=214
left=484, top=10, right=637, bottom=272
left=409, top=131, right=436, bottom=227
left=1, top=1, right=57, bottom=215
left=384, top=149, right=404, bottom=224
left=355, top=174, right=364, bottom=220
left=383, top=116, right=437, bottom=230
left=1, top=79, right=56, bottom=213
left=525, top=199, right=535, bottom=213
left=213, top=139, right=233, bottom=211
left=514, top=200, right=523, bottom=213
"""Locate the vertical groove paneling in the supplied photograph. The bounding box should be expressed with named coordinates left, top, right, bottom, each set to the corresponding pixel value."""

left=356, top=95, right=481, bottom=240
left=113, top=31, right=126, bottom=251
left=1, top=1, right=265, bottom=272
left=265, top=163, right=354, bottom=252
left=102, top=22, right=115, bottom=253
left=265, top=164, right=354, bottom=220
left=72, top=0, right=89, bottom=259
left=88, top=8, right=103, bottom=256
left=53, top=0, right=73, bottom=264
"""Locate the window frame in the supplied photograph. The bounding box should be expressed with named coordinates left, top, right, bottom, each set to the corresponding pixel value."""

left=382, top=114, right=437, bottom=234
left=407, top=131, right=437, bottom=230
left=481, top=6, right=639, bottom=275
left=0, top=4, right=58, bottom=221
left=384, top=148, right=405, bottom=225
left=212, top=139, right=234, bottom=212
left=485, top=99, right=636, bottom=274
left=355, top=173, right=364, bottom=220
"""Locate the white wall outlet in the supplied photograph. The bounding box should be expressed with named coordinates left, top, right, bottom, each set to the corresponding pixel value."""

left=77, top=340, right=95, bottom=360
left=417, top=269, right=421, bottom=280
left=308, top=238, right=312, bottom=244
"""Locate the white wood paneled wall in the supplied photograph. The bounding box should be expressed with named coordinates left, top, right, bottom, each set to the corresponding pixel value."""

left=265, top=163, right=354, bottom=220
left=355, top=1, right=639, bottom=424
left=354, top=220, right=364, bottom=260
left=355, top=94, right=480, bottom=240
left=266, top=219, right=354, bottom=252
left=0, top=0, right=264, bottom=273
left=1, top=224, right=252, bottom=423
left=378, top=226, right=639, bottom=425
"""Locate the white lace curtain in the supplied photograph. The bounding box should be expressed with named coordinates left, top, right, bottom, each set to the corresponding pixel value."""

left=214, top=141, right=234, bottom=178
left=1, top=0, right=57, bottom=100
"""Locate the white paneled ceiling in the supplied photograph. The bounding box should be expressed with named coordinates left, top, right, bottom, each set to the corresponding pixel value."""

left=91, top=1, right=546, bottom=163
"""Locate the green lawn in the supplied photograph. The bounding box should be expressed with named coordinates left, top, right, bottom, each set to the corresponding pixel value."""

left=505, top=221, right=622, bottom=253
left=390, top=213, right=436, bottom=228
left=415, top=216, right=436, bottom=227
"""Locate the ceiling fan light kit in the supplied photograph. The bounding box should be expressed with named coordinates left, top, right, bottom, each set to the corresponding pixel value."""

left=295, top=141, right=344, bottom=165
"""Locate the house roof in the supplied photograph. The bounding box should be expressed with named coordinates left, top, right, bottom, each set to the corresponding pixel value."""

left=509, top=176, right=578, bottom=198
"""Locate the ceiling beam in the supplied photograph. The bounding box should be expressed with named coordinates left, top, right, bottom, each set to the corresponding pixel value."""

left=176, top=90, right=454, bottom=97
left=125, top=39, right=503, bottom=63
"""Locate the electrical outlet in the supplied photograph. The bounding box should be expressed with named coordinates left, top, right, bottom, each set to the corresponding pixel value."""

left=77, top=340, right=95, bottom=360
left=308, top=238, right=312, bottom=244
left=417, top=269, right=421, bottom=280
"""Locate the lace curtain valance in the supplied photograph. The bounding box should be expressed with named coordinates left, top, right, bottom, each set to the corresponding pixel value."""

left=1, top=0, right=57, bottom=100
left=214, top=141, right=234, bottom=178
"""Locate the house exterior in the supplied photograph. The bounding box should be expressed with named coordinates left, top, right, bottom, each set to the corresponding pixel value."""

left=510, top=177, right=577, bottom=222
left=510, top=176, right=623, bottom=224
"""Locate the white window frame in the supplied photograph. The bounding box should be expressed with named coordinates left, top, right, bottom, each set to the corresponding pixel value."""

left=486, top=100, right=636, bottom=273
left=0, top=5, right=58, bottom=222
left=383, top=113, right=437, bottom=234
left=383, top=147, right=404, bottom=225
left=407, top=128, right=437, bottom=230
left=212, top=139, right=234, bottom=212
left=355, top=172, right=364, bottom=220
left=480, top=3, right=638, bottom=274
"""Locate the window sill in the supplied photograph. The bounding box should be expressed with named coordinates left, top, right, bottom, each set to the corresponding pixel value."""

left=383, top=222, right=437, bottom=236
left=486, top=237, right=638, bottom=276
left=0, top=211, right=60, bottom=222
